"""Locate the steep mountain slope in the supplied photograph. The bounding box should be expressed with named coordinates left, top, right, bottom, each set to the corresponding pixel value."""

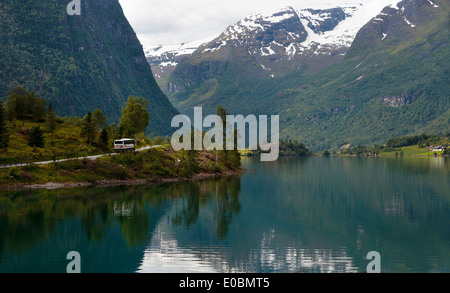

left=145, top=37, right=215, bottom=82
left=277, top=0, right=449, bottom=150
left=149, top=0, right=448, bottom=150
left=0, top=0, right=179, bottom=135
left=155, top=2, right=401, bottom=115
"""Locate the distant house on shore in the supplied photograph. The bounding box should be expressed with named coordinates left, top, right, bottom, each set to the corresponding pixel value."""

left=429, top=145, right=447, bottom=152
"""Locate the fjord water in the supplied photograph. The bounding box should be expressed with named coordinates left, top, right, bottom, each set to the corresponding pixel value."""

left=0, top=157, right=449, bottom=273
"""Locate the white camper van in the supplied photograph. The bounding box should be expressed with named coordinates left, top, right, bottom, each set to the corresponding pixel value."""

left=114, top=139, right=136, bottom=152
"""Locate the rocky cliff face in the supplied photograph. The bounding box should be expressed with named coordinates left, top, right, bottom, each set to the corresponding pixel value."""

left=301, top=8, right=347, bottom=33
left=0, top=0, right=179, bottom=135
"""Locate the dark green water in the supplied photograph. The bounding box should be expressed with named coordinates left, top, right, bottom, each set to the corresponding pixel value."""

left=0, top=157, right=449, bottom=273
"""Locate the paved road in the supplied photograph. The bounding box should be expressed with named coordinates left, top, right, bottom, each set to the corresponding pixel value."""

left=0, top=145, right=162, bottom=169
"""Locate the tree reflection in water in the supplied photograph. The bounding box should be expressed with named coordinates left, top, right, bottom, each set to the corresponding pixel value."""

left=170, top=176, right=241, bottom=240
left=0, top=175, right=243, bottom=263
left=1, top=157, right=448, bottom=273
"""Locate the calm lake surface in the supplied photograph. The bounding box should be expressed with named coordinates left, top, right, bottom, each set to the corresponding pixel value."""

left=0, top=157, right=449, bottom=273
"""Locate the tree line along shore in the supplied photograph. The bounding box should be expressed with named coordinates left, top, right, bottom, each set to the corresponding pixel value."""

left=0, top=87, right=243, bottom=189
left=0, top=86, right=447, bottom=190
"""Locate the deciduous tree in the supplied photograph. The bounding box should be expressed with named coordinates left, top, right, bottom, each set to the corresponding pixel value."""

left=119, top=96, right=150, bottom=138
left=92, top=108, right=108, bottom=131
left=5, top=86, right=46, bottom=121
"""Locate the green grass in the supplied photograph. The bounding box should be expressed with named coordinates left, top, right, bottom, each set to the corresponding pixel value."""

left=0, top=117, right=243, bottom=188
left=333, top=133, right=449, bottom=157
left=0, top=120, right=104, bottom=165
left=379, top=135, right=449, bottom=157
left=380, top=145, right=437, bottom=156
left=0, top=147, right=243, bottom=188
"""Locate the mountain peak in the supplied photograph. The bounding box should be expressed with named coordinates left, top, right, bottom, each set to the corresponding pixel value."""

left=147, top=1, right=407, bottom=81
left=246, top=6, right=298, bottom=22
left=218, top=5, right=304, bottom=45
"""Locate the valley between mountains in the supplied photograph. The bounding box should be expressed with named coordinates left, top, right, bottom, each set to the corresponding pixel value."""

left=146, top=0, right=449, bottom=151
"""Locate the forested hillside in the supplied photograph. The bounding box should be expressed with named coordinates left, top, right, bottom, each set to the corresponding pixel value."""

left=0, top=0, right=178, bottom=136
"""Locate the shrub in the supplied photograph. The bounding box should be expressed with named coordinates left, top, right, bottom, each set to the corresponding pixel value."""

left=20, top=171, right=34, bottom=181
left=9, top=168, right=20, bottom=179
left=206, top=160, right=223, bottom=173
left=28, top=126, right=45, bottom=148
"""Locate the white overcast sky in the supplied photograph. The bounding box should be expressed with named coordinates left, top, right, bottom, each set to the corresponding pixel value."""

left=118, top=0, right=398, bottom=48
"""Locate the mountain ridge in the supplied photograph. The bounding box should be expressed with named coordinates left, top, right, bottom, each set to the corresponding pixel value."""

left=150, top=2, right=404, bottom=113
left=146, top=2, right=400, bottom=81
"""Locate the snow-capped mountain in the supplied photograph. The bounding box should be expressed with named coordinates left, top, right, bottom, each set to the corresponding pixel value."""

left=144, top=0, right=448, bottom=151
left=206, top=6, right=356, bottom=58
left=145, top=37, right=214, bottom=80
left=146, top=1, right=401, bottom=80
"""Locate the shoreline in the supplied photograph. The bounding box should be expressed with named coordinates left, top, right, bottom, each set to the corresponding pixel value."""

left=0, top=169, right=246, bottom=191
left=328, top=154, right=448, bottom=158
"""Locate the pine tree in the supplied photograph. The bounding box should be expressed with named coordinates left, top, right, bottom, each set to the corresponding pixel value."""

left=46, top=103, right=57, bottom=132
left=0, top=100, right=9, bottom=150
left=216, top=106, right=229, bottom=166
left=28, top=126, right=45, bottom=148
left=230, top=129, right=241, bottom=169
left=81, top=112, right=97, bottom=145
left=99, top=128, right=109, bottom=150
left=216, top=105, right=241, bottom=169
left=176, top=130, right=201, bottom=177
left=117, top=124, right=124, bottom=139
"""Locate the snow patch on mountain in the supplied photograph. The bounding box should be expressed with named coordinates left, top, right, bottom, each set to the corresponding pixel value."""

left=427, top=0, right=439, bottom=8
left=253, top=7, right=298, bottom=24
left=403, top=16, right=416, bottom=28
left=145, top=36, right=215, bottom=59
left=296, top=1, right=400, bottom=51
left=219, top=6, right=300, bottom=43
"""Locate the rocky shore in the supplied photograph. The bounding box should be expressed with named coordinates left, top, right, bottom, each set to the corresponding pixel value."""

left=1, top=169, right=245, bottom=191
